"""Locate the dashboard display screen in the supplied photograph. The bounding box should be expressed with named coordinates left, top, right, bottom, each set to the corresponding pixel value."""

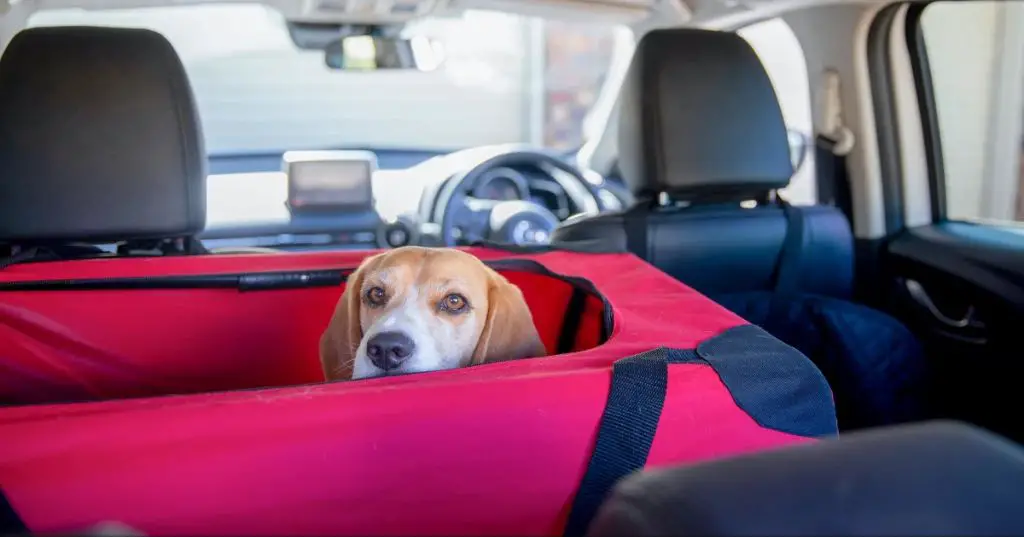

left=285, top=151, right=375, bottom=211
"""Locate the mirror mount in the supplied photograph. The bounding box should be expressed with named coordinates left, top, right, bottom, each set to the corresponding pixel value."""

left=286, top=21, right=443, bottom=72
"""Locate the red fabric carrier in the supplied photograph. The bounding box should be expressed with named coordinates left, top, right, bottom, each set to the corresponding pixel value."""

left=0, top=247, right=836, bottom=536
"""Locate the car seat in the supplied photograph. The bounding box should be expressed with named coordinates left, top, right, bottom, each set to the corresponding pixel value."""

left=0, top=26, right=207, bottom=263
left=551, top=28, right=928, bottom=430
left=587, top=420, right=1024, bottom=536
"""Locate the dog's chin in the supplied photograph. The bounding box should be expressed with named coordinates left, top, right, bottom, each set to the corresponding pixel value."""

left=350, top=355, right=467, bottom=380
left=351, top=365, right=416, bottom=380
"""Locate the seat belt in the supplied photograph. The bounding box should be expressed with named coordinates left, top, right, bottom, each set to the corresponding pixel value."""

left=772, top=200, right=807, bottom=296
left=815, top=135, right=854, bottom=221
left=816, top=68, right=856, bottom=221
left=764, top=199, right=808, bottom=338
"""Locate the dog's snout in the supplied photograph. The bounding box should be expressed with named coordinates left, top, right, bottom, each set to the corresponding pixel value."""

left=366, top=331, right=416, bottom=371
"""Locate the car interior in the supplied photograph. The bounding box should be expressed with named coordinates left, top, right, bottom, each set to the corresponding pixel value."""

left=2, top=0, right=1024, bottom=533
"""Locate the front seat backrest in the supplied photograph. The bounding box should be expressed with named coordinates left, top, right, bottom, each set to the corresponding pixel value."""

left=0, top=26, right=206, bottom=247
left=553, top=28, right=854, bottom=299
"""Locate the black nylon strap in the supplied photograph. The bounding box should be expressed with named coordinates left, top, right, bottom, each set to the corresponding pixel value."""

left=0, top=488, right=27, bottom=534
left=772, top=201, right=806, bottom=296
left=765, top=201, right=807, bottom=337
left=564, top=349, right=690, bottom=537
left=815, top=134, right=853, bottom=220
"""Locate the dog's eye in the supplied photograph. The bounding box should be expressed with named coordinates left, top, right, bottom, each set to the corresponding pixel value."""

left=440, top=293, right=468, bottom=313
left=365, top=286, right=387, bottom=306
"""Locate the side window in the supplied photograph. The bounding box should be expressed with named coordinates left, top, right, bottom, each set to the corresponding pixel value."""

left=738, top=18, right=817, bottom=205
left=919, top=2, right=1024, bottom=223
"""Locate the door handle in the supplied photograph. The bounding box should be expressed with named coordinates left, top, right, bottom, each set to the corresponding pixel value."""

left=904, top=279, right=984, bottom=330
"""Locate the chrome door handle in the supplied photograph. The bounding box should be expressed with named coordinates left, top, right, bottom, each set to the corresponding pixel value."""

left=904, top=278, right=982, bottom=329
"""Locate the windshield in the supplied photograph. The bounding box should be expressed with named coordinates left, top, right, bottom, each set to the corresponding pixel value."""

left=28, top=5, right=633, bottom=156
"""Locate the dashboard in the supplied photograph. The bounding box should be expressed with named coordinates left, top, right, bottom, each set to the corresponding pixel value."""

left=198, top=145, right=627, bottom=252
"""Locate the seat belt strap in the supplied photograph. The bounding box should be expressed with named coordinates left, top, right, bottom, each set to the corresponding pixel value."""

left=817, top=69, right=855, bottom=220
left=764, top=201, right=807, bottom=339
left=815, top=134, right=854, bottom=220
left=773, top=200, right=807, bottom=296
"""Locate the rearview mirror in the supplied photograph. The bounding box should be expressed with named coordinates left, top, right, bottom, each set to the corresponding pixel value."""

left=324, top=35, right=443, bottom=71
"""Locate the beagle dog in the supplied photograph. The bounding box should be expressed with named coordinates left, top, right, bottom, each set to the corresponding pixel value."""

left=319, top=246, right=546, bottom=381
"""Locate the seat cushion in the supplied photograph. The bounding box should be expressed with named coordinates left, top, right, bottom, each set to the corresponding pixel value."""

left=713, top=291, right=929, bottom=430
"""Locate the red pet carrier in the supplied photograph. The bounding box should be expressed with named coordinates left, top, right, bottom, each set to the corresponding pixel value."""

left=0, top=247, right=835, bottom=536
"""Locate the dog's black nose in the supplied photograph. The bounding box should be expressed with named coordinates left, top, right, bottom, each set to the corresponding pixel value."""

left=366, top=331, right=416, bottom=371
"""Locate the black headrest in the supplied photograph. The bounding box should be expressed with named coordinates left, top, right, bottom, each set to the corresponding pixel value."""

left=0, top=26, right=206, bottom=244
left=618, top=28, right=793, bottom=201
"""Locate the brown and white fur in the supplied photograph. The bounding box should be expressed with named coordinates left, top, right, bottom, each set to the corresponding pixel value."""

left=319, top=246, right=545, bottom=381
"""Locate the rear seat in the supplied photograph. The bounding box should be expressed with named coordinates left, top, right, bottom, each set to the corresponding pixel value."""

left=0, top=26, right=207, bottom=259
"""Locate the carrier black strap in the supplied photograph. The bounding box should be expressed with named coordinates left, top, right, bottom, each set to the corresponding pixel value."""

left=0, top=488, right=27, bottom=534
left=563, top=349, right=698, bottom=537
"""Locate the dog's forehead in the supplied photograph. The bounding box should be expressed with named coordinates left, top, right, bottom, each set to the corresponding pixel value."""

left=366, top=248, right=491, bottom=291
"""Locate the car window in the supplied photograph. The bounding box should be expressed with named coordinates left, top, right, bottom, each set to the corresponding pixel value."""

left=28, top=4, right=632, bottom=156
left=919, top=1, right=1024, bottom=223
left=739, top=18, right=816, bottom=206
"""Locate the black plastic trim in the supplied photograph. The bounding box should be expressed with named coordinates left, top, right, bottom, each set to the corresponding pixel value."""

left=906, top=2, right=947, bottom=222
left=469, top=238, right=627, bottom=255
left=868, top=5, right=907, bottom=234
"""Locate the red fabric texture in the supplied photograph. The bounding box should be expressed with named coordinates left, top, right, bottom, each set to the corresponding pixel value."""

left=0, top=248, right=813, bottom=535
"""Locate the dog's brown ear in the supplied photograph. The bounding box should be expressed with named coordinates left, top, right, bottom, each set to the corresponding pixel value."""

left=319, top=254, right=379, bottom=381
left=471, top=271, right=545, bottom=365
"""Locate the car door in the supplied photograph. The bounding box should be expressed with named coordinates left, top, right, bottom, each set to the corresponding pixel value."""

left=877, top=1, right=1024, bottom=442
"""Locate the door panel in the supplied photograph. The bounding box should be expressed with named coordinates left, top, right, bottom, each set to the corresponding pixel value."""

left=886, top=221, right=1024, bottom=441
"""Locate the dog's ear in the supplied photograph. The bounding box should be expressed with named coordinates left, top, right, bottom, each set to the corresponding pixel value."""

left=471, top=271, right=546, bottom=365
left=319, top=254, right=379, bottom=381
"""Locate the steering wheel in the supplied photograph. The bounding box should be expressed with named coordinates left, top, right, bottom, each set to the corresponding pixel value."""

left=433, top=149, right=605, bottom=247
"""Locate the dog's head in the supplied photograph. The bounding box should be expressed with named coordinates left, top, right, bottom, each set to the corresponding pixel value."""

left=319, top=246, right=546, bottom=381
